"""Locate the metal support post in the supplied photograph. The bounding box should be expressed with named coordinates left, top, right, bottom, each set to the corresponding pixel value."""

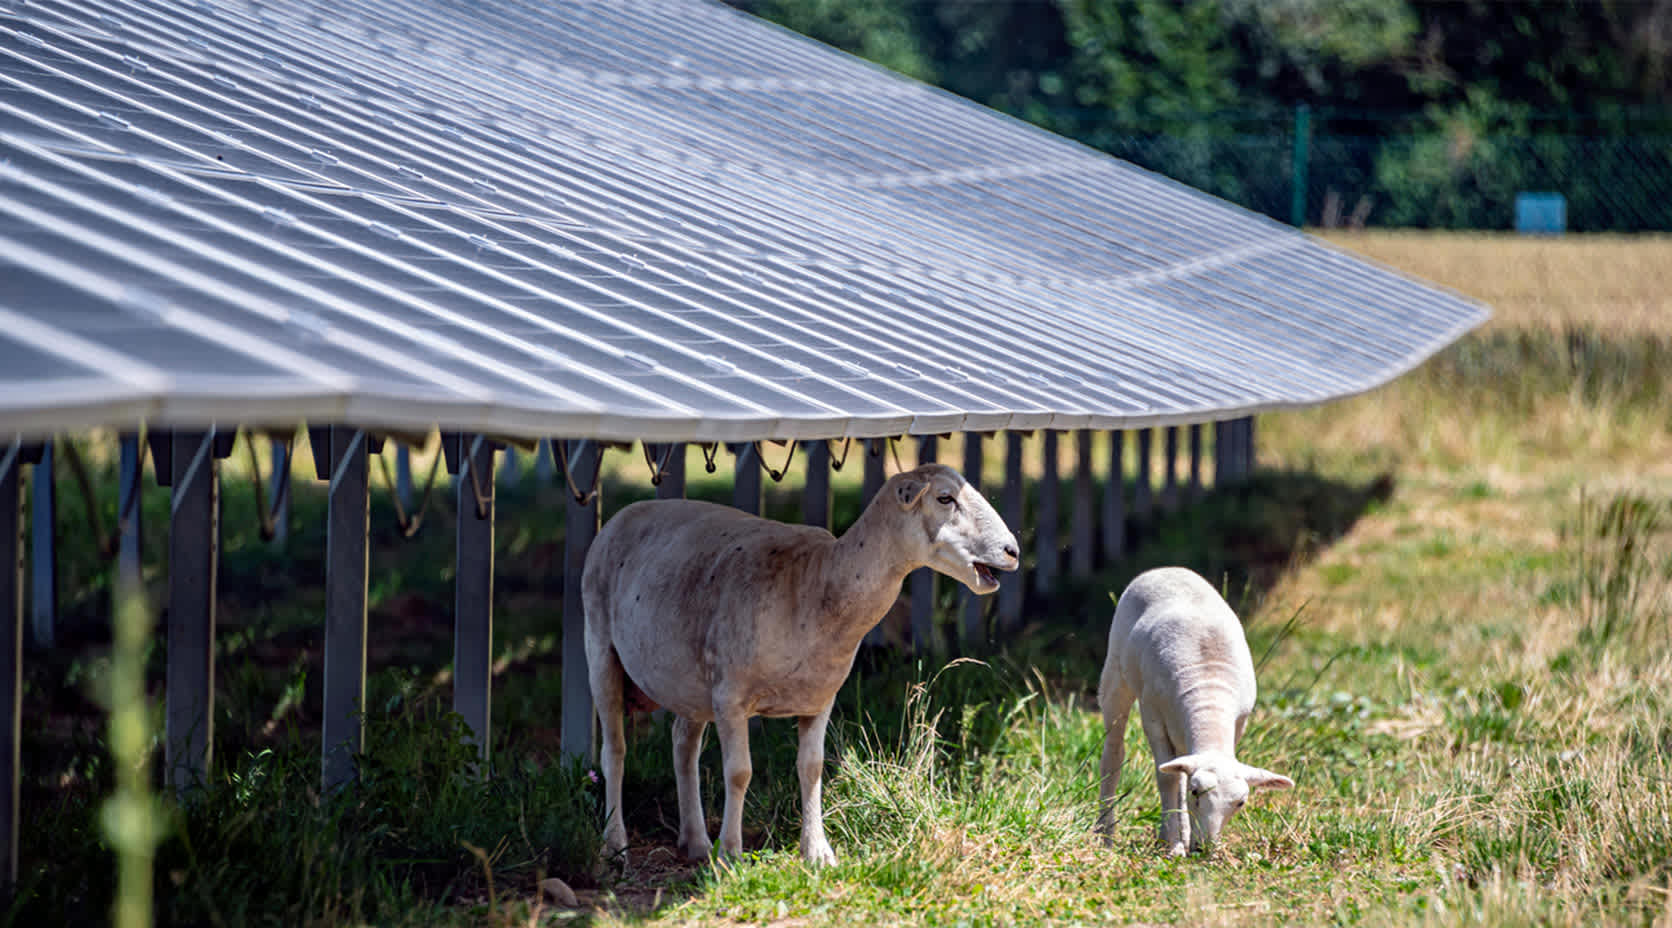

left=1134, top=428, right=1154, bottom=518
left=910, top=436, right=937, bottom=653
left=862, top=439, right=885, bottom=507
left=1188, top=424, right=1203, bottom=498
left=1163, top=426, right=1180, bottom=511
left=1213, top=420, right=1229, bottom=485
left=1228, top=420, right=1243, bottom=482
left=803, top=440, right=831, bottom=530
left=655, top=443, right=686, bottom=500
left=167, top=430, right=218, bottom=794
left=536, top=439, right=555, bottom=482
left=322, top=427, right=369, bottom=791
left=1071, top=430, right=1095, bottom=579
left=731, top=443, right=762, bottom=515
left=997, top=432, right=1026, bottom=632
left=1035, top=432, right=1059, bottom=595
left=395, top=443, right=413, bottom=512
left=1221, top=421, right=1235, bottom=483
left=1, top=443, right=22, bottom=888
left=1102, top=431, right=1125, bottom=563
left=1222, top=419, right=1249, bottom=484
left=118, top=434, right=143, bottom=591
left=28, top=441, right=53, bottom=650
left=1244, top=418, right=1255, bottom=478
left=961, top=433, right=986, bottom=649
left=499, top=446, right=520, bottom=486
left=861, top=440, right=887, bottom=647
left=561, top=439, right=599, bottom=758
left=454, top=434, right=495, bottom=773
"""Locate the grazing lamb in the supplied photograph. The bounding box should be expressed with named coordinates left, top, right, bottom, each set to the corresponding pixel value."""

left=583, top=463, right=1018, bottom=865
left=1097, top=567, right=1293, bottom=856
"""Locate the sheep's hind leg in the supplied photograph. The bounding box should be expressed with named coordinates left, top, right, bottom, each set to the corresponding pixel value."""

left=1096, top=685, right=1135, bottom=844
left=672, top=716, right=713, bottom=860
left=712, top=701, right=753, bottom=859
left=796, top=702, right=838, bottom=866
left=589, top=649, right=630, bottom=859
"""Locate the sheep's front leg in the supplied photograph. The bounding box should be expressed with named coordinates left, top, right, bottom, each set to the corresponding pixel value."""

left=796, top=702, right=837, bottom=866
left=1142, top=713, right=1188, bottom=856
left=1097, top=685, right=1136, bottom=844
left=1155, top=761, right=1189, bottom=857
left=672, top=716, right=713, bottom=860
left=712, top=706, right=753, bottom=859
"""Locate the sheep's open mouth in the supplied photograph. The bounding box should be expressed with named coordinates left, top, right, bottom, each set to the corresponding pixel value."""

left=973, top=562, right=1001, bottom=588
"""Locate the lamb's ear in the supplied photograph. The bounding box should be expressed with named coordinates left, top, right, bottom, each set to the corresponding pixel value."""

left=1158, top=755, right=1204, bottom=777
left=1241, top=765, right=1294, bottom=791
left=894, top=475, right=930, bottom=510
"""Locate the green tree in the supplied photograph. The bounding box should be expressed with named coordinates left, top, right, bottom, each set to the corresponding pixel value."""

left=1404, top=0, right=1672, bottom=114
left=744, top=0, right=935, bottom=82
left=1056, top=0, right=1243, bottom=131
left=1223, top=0, right=1420, bottom=107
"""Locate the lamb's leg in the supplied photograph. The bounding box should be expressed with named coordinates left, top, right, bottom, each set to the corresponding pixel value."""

left=712, top=704, right=752, bottom=859
left=1142, top=712, right=1188, bottom=856
left=1097, top=685, right=1136, bottom=844
left=796, top=702, right=837, bottom=866
left=589, top=648, right=629, bottom=858
left=672, top=716, right=713, bottom=860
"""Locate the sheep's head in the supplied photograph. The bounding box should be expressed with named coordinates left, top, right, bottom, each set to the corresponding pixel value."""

left=1158, top=753, right=1293, bottom=853
left=888, top=463, right=1018, bottom=594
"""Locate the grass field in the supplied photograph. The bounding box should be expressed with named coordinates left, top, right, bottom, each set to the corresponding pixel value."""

left=14, top=232, right=1672, bottom=926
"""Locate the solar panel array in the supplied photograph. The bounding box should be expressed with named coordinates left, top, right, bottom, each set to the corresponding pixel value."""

left=0, top=0, right=1488, bottom=443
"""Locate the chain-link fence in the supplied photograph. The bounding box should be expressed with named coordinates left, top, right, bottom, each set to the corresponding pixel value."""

left=1063, top=108, right=1672, bottom=233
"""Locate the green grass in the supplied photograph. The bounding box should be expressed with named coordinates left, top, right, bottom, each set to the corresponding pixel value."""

left=18, top=234, right=1672, bottom=925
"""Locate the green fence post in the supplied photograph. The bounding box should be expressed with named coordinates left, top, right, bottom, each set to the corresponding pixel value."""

left=1291, top=103, right=1311, bottom=228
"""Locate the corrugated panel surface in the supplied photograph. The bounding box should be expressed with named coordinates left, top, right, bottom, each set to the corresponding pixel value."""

left=0, top=0, right=1488, bottom=442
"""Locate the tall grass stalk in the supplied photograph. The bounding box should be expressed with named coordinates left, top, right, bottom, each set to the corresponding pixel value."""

left=1575, top=490, right=1670, bottom=649
left=101, top=585, right=166, bottom=928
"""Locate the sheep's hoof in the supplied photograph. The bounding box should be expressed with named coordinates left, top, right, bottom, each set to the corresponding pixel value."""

left=602, top=825, right=629, bottom=858
left=678, top=833, right=713, bottom=862
left=801, top=839, right=837, bottom=867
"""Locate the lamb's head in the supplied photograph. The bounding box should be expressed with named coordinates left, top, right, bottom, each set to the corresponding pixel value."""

left=1158, top=753, right=1293, bottom=853
left=886, top=463, right=1018, bottom=594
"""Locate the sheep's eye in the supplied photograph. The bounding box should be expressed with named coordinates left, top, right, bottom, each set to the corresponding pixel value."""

left=936, top=493, right=955, bottom=505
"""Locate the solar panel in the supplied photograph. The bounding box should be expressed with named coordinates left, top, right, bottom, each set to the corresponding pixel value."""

left=0, top=0, right=1488, bottom=443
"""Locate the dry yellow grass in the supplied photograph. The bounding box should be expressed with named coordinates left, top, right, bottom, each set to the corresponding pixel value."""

left=1265, top=232, right=1672, bottom=490
left=1260, top=233, right=1672, bottom=649
left=1321, top=231, right=1672, bottom=335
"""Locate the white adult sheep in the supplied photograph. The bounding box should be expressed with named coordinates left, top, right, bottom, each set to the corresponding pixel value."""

left=1097, top=566, right=1293, bottom=855
left=583, top=462, right=1019, bottom=866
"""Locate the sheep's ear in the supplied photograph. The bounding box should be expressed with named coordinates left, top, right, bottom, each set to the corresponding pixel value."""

left=1242, top=765, right=1294, bottom=791
left=894, top=476, right=930, bottom=510
left=1158, top=755, right=1203, bottom=777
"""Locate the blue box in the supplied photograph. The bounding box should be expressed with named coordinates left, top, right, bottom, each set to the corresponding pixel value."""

left=1515, top=192, right=1566, bottom=235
